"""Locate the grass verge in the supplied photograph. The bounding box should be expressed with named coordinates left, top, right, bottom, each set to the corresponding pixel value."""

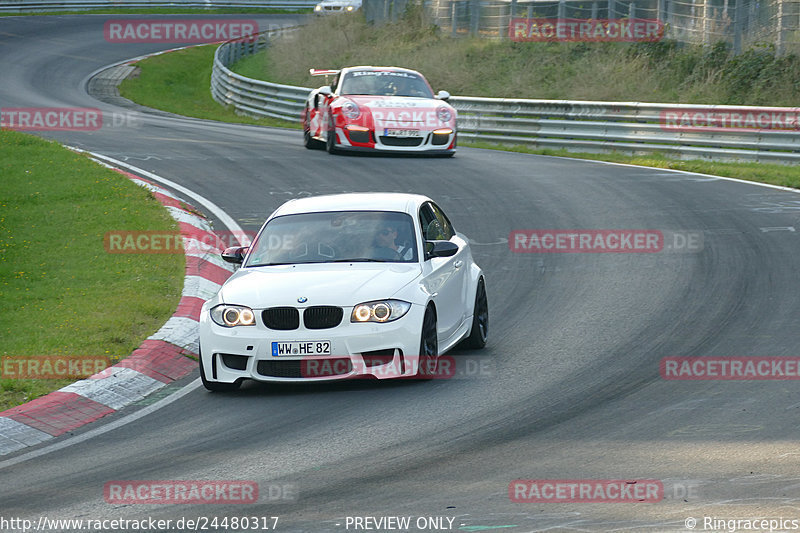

left=118, top=44, right=299, bottom=129
left=0, top=130, right=184, bottom=410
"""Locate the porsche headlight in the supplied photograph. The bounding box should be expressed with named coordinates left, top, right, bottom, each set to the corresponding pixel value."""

left=351, top=300, right=411, bottom=323
left=345, top=5, right=354, bottom=11
left=314, top=4, right=322, bottom=10
left=210, top=304, right=256, bottom=327
left=342, top=101, right=361, bottom=119
left=436, top=106, right=453, bottom=123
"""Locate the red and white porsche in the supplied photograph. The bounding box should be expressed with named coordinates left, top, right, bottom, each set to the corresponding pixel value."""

left=301, top=66, right=457, bottom=156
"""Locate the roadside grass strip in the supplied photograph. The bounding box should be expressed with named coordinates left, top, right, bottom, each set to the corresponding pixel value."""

left=118, top=44, right=298, bottom=129
left=0, top=131, right=234, bottom=455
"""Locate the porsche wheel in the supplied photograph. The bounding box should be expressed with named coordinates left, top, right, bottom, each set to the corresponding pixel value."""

left=199, top=349, right=242, bottom=392
left=326, top=116, right=338, bottom=154
left=416, top=305, right=438, bottom=379
left=303, top=110, right=324, bottom=149
left=464, top=277, right=488, bottom=349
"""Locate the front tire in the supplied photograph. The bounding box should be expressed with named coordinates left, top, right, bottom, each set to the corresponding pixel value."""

left=416, top=306, right=438, bottom=379
left=199, top=350, right=242, bottom=392
left=464, top=277, right=488, bottom=349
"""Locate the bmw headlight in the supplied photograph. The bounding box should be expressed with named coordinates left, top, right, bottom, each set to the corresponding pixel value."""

left=210, top=304, right=256, bottom=327
left=436, top=106, right=453, bottom=123
left=345, top=5, right=354, bottom=10
left=342, top=101, right=360, bottom=119
left=351, top=300, right=411, bottom=323
left=314, top=4, right=322, bottom=10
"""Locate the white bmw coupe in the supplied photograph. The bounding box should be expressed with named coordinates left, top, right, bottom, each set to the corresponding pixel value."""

left=198, top=193, right=488, bottom=391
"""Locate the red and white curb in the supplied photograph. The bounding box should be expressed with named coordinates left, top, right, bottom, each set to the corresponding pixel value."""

left=0, top=169, right=235, bottom=456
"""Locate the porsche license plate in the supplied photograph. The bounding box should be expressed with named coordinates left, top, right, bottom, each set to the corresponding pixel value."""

left=272, top=341, right=331, bottom=356
left=384, top=128, right=420, bottom=138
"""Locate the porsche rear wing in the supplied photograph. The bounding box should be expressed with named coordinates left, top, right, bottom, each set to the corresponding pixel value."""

left=309, top=69, right=340, bottom=77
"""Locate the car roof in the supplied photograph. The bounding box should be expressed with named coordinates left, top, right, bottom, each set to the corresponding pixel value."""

left=271, top=193, right=431, bottom=218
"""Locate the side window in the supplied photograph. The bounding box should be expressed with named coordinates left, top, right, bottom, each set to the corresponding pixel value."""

left=331, top=73, right=340, bottom=93
left=429, top=203, right=455, bottom=240
left=419, top=203, right=441, bottom=241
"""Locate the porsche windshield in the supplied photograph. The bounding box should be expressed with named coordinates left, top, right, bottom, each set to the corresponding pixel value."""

left=245, top=211, right=418, bottom=266
left=339, top=71, right=434, bottom=98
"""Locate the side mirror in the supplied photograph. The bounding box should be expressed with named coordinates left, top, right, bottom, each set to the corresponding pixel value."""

left=436, top=90, right=450, bottom=101
left=318, top=86, right=333, bottom=97
left=425, top=240, right=458, bottom=260
left=221, top=246, right=249, bottom=264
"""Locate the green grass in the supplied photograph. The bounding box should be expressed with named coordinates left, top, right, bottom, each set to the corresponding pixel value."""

left=118, top=44, right=299, bottom=129
left=0, top=130, right=184, bottom=410
left=0, top=7, right=310, bottom=16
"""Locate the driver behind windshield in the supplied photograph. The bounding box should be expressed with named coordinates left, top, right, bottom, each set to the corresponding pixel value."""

left=372, top=222, right=413, bottom=261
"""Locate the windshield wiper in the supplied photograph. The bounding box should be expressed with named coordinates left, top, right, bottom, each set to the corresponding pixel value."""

left=330, top=258, right=387, bottom=263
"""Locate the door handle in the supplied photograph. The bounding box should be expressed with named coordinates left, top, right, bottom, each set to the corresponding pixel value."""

left=454, top=260, right=463, bottom=269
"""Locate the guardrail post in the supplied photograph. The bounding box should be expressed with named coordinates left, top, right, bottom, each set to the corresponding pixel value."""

left=702, top=0, right=709, bottom=45
left=451, top=0, right=458, bottom=36
left=732, top=0, right=742, bottom=54
left=776, top=0, right=785, bottom=55
left=506, top=0, right=517, bottom=39
left=469, top=0, right=479, bottom=36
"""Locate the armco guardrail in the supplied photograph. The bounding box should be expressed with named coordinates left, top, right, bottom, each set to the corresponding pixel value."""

left=211, top=32, right=800, bottom=163
left=0, top=0, right=314, bottom=11
left=212, top=29, right=310, bottom=122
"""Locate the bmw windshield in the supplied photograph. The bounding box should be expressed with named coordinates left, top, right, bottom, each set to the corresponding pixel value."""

left=244, top=211, right=418, bottom=266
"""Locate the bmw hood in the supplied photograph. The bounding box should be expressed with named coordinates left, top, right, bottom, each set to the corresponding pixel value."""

left=219, top=263, right=423, bottom=308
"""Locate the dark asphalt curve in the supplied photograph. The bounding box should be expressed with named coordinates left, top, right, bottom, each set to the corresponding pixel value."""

left=3, top=15, right=800, bottom=532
